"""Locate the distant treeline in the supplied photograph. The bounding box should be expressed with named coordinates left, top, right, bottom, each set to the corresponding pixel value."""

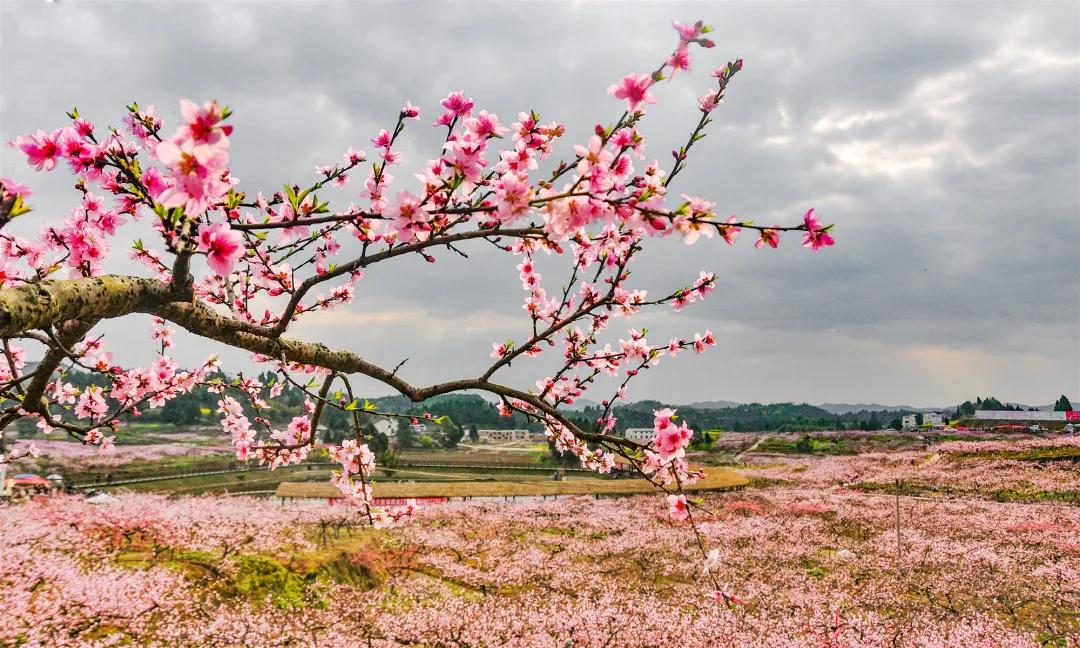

left=34, top=370, right=1074, bottom=435
left=952, top=395, right=1072, bottom=417
left=39, top=372, right=538, bottom=437
left=566, top=400, right=906, bottom=434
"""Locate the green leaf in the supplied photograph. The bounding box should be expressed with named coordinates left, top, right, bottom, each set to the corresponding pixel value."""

left=5, top=195, right=31, bottom=219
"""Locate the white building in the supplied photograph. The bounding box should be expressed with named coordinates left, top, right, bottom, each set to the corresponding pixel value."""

left=477, top=429, right=531, bottom=443
left=372, top=418, right=396, bottom=437
left=623, top=428, right=654, bottom=444
left=902, top=412, right=944, bottom=429
left=974, top=410, right=1073, bottom=421
left=924, top=412, right=944, bottom=426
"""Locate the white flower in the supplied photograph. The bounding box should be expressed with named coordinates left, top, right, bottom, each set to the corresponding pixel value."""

left=703, top=548, right=722, bottom=573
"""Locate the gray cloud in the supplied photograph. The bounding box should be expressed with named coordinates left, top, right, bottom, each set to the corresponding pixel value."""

left=1, top=1, right=1077, bottom=406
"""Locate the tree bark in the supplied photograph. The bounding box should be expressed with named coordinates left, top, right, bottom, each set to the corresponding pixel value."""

left=0, top=276, right=186, bottom=336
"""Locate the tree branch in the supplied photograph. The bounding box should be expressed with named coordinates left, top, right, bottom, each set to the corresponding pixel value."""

left=0, top=276, right=189, bottom=337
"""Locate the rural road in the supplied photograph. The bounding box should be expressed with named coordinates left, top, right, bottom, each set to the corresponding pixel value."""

left=735, top=434, right=772, bottom=460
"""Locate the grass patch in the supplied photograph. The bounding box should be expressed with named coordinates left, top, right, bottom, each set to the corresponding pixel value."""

left=231, top=555, right=313, bottom=609
left=756, top=436, right=858, bottom=456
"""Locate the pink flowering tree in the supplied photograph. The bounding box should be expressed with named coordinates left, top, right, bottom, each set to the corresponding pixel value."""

left=0, top=22, right=831, bottom=537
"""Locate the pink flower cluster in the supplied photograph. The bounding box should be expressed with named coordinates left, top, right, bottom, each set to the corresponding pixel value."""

left=326, top=438, right=418, bottom=528
left=155, top=100, right=234, bottom=218
left=11, top=325, right=217, bottom=451
left=641, top=408, right=703, bottom=490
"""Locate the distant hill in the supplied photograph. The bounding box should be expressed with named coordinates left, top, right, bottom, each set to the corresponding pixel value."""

left=1012, top=403, right=1055, bottom=412
left=685, top=399, right=743, bottom=410
left=561, top=398, right=602, bottom=411
left=817, top=403, right=923, bottom=415
left=818, top=401, right=1061, bottom=415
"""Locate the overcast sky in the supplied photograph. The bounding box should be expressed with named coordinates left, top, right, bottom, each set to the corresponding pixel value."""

left=2, top=1, right=1077, bottom=407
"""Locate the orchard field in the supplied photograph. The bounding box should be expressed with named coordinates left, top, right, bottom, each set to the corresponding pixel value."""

left=3, top=434, right=1077, bottom=647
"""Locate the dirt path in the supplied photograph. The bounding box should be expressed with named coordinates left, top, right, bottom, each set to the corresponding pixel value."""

left=735, top=434, right=772, bottom=460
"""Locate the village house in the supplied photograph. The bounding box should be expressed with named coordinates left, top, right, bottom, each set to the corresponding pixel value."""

left=477, top=429, right=532, bottom=443
left=622, top=428, right=654, bottom=444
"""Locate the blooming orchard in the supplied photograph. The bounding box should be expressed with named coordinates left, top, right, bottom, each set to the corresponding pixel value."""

left=0, top=489, right=1074, bottom=646
left=0, top=21, right=831, bottom=558
left=741, top=433, right=1080, bottom=501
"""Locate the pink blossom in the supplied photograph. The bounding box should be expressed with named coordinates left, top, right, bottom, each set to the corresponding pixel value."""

left=693, top=329, right=716, bottom=353
left=63, top=226, right=109, bottom=275
left=465, top=110, right=507, bottom=139
left=155, top=138, right=230, bottom=215
left=12, top=129, right=63, bottom=172
left=698, top=91, right=721, bottom=113
left=51, top=381, right=78, bottom=405
left=574, top=135, right=615, bottom=181
left=490, top=341, right=511, bottom=359
left=371, top=129, right=392, bottom=149
left=668, top=46, right=692, bottom=74
left=73, top=117, right=95, bottom=138
left=75, top=385, right=108, bottom=420
left=655, top=421, right=693, bottom=458
left=493, top=173, right=533, bottom=224
left=198, top=223, right=244, bottom=276
left=140, top=167, right=170, bottom=199
left=384, top=189, right=432, bottom=241
left=756, top=227, right=780, bottom=249
left=0, top=262, right=19, bottom=288
left=716, top=215, right=741, bottom=245
left=668, top=494, right=690, bottom=521
left=177, top=99, right=232, bottom=148
left=672, top=19, right=705, bottom=42
left=608, top=74, right=657, bottom=113
left=439, top=91, right=474, bottom=118
left=802, top=208, right=835, bottom=251
left=0, top=176, right=32, bottom=199
left=344, top=147, right=366, bottom=164
left=401, top=101, right=421, bottom=120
